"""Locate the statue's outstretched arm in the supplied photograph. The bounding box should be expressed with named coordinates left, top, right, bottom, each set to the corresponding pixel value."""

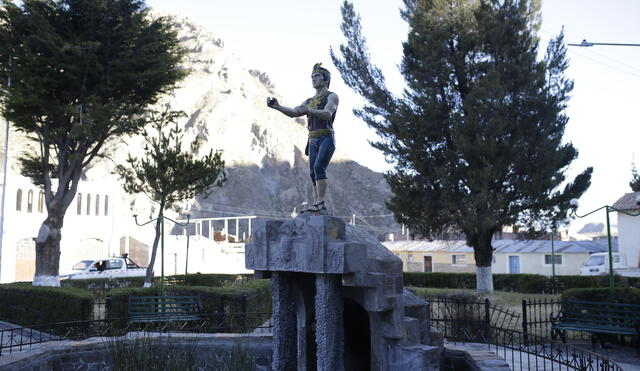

left=267, top=97, right=307, bottom=118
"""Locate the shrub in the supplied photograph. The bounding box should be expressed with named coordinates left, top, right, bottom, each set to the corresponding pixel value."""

left=0, top=283, right=93, bottom=326
left=167, top=273, right=253, bottom=287
left=61, top=276, right=147, bottom=292
left=403, top=272, right=640, bottom=294
left=404, top=272, right=476, bottom=289
left=61, top=273, right=254, bottom=293
left=107, top=279, right=272, bottom=331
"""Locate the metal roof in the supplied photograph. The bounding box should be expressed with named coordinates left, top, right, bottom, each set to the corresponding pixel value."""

left=612, top=192, right=640, bottom=211
left=383, top=239, right=616, bottom=254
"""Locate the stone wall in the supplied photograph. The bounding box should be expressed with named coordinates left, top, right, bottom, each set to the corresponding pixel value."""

left=0, top=333, right=272, bottom=370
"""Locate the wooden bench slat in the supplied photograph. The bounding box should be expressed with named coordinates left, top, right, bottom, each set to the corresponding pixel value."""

left=563, top=312, right=638, bottom=322
left=128, top=295, right=202, bottom=324
left=552, top=299, right=640, bottom=342
left=567, top=299, right=640, bottom=309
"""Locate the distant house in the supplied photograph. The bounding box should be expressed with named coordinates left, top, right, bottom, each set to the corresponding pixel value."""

left=613, top=192, right=640, bottom=268
left=384, top=239, right=615, bottom=276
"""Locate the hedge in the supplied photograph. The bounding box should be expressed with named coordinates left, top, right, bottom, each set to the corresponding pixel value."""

left=107, top=279, right=272, bottom=331
left=0, top=283, right=93, bottom=327
left=167, top=273, right=253, bottom=287
left=61, top=273, right=253, bottom=293
left=403, top=272, right=640, bottom=294
left=562, top=288, right=640, bottom=305
left=61, top=276, right=147, bottom=292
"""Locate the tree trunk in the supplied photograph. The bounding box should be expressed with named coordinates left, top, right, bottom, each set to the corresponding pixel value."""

left=472, top=232, right=495, bottom=293
left=33, top=212, right=64, bottom=286
left=143, top=211, right=163, bottom=288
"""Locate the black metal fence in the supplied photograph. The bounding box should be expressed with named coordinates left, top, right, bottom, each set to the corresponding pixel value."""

left=522, top=298, right=590, bottom=342
left=0, top=311, right=272, bottom=357
left=428, top=296, right=623, bottom=371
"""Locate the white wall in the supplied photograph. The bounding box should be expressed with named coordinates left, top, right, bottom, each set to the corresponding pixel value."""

left=0, top=173, right=126, bottom=282
left=492, top=252, right=590, bottom=275
left=150, top=235, right=251, bottom=276
left=618, top=212, right=640, bottom=268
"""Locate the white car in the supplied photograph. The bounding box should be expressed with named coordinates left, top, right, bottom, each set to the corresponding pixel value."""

left=60, top=256, right=147, bottom=280
left=580, top=252, right=640, bottom=277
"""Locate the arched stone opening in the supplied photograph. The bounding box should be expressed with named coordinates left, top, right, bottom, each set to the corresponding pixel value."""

left=294, top=273, right=317, bottom=371
left=344, top=298, right=371, bottom=371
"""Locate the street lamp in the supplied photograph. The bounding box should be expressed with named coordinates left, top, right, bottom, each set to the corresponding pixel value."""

left=568, top=39, right=640, bottom=47
left=569, top=197, right=640, bottom=299
left=134, top=213, right=190, bottom=295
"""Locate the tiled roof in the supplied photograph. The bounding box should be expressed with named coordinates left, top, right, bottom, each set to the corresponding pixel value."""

left=612, top=192, right=640, bottom=211
left=383, top=239, right=615, bottom=254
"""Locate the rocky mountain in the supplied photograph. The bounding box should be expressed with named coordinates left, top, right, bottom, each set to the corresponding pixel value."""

left=1, top=13, right=398, bottom=233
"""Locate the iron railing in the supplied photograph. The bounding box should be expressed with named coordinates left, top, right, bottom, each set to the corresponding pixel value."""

left=522, top=298, right=591, bottom=342
left=428, top=296, right=623, bottom=371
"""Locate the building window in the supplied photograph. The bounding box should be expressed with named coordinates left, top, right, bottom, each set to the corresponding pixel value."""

left=95, top=194, right=100, bottom=215
left=77, top=193, right=82, bottom=215
left=452, top=254, right=466, bottom=265
left=16, top=189, right=22, bottom=211
left=408, top=254, right=414, bottom=262
left=38, top=191, right=45, bottom=213
left=86, top=194, right=91, bottom=215
left=104, top=195, right=109, bottom=216
left=545, top=255, right=562, bottom=265
left=27, top=190, right=34, bottom=213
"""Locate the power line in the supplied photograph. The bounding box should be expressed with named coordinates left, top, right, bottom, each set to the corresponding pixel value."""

left=540, top=29, right=640, bottom=79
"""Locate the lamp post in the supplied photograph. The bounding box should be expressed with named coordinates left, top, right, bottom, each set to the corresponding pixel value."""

left=134, top=212, right=190, bottom=295
left=570, top=197, right=640, bottom=299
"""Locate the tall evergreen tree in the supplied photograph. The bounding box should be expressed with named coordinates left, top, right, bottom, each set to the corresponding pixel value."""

left=630, top=161, right=640, bottom=192
left=0, top=0, right=186, bottom=286
left=331, top=0, right=592, bottom=291
left=116, top=107, right=226, bottom=287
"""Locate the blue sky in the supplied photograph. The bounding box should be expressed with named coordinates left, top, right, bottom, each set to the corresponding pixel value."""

left=147, top=0, right=640, bottom=232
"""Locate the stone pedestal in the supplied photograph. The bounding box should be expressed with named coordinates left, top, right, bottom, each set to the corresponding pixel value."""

left=246, top=214, right=442, bottom=370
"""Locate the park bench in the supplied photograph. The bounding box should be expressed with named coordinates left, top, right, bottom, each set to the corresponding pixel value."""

left=550, top=299, right=640, bottom=351
left=128, top=295, right=202, bottom=324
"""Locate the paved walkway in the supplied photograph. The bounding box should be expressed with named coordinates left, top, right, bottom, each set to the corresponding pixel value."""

left=447, top=341, right=640, bottom=371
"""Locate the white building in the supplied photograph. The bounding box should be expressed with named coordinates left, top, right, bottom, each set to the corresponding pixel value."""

left=385, top=239, right=614, bottom=275
left=612, top=192, right=640, bottom=268
left=0, top=172, right=126, bottom=282
left=0, top=172, right=253, bottom=283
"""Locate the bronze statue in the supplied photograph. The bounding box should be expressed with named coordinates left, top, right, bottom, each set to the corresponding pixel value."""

left=267, top=63, right=339, bottom=213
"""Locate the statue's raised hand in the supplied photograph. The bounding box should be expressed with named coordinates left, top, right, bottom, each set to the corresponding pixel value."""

left=267, top=97, right=278, bottom=108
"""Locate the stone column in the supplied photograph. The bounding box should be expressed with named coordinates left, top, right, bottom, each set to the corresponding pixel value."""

left=272, top=272, right=297, bottom=370
left=315, top=274, right=344, bottom=371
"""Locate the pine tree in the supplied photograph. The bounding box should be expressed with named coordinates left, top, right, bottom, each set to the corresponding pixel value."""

left=0, top=0, right=186, bottom=286
left=331, top=0, right=592, bottom=291
left=115, top=107, right=226, bottom=287
left=630, top=161, right=640, bottom=192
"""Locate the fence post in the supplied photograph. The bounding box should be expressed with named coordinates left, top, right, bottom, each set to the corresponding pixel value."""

left=522, top=299, right=529, bottom=347
left=484, top=298, right=490, bottom=343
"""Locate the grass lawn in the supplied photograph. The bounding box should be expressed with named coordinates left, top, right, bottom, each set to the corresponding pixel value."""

left=407, top=287, right=561, bottom=318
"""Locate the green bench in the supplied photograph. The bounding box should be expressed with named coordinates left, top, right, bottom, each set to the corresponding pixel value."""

left=550, top=299, right=640, bottom=350
left=128, top=295, right=202, bottom=323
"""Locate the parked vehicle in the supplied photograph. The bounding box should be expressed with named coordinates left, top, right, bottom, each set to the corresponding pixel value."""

left=60, top=254, right=147, bottom=280
left=580, top=252, right=640, bottom=277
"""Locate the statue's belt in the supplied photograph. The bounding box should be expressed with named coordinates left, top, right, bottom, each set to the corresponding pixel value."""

left=308, top=129, right=333, bottom=139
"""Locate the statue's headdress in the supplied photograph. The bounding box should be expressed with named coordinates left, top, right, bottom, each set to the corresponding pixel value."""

left=312, top=62, right=331, bottom=87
